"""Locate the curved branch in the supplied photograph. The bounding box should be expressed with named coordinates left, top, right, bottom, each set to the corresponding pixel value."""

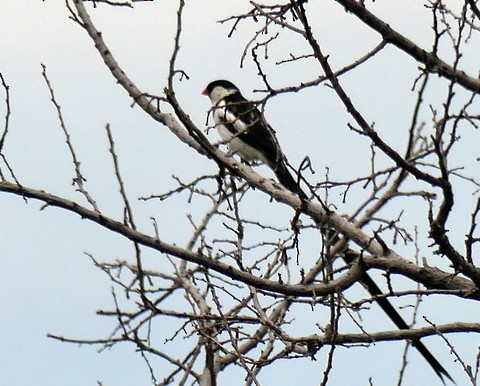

left=0, top=180, right=364, bottom=297
left=361, top=254, right=479, bottom=300
left=334, top=0, right=480, bottom=94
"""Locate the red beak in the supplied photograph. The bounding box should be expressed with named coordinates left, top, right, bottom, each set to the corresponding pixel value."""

left=201, top=88, right=209, bottom=96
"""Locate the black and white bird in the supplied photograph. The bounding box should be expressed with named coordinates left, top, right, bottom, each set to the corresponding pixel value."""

left=202, top=80, right=305, bottom=198
left=203, top=80, right=454, bottom=384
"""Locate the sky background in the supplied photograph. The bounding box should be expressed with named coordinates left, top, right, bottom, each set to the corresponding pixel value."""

left=0, top=1, right=479, bottom=385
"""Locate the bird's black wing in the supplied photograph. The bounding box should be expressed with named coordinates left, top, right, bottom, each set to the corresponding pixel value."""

left=219, top=93, right=306, bottom=197
left=220, top=93, right=282, bottom=166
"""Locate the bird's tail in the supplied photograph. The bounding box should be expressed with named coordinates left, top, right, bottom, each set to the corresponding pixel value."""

left=360, top=273, right=454, bottom=384
left=273, top=161, right=307, bottom=200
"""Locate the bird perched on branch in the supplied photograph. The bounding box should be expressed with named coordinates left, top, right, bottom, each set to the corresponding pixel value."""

left=202, top=80, right=305, bottom=198
left=203, top=79, right=453, bottom=384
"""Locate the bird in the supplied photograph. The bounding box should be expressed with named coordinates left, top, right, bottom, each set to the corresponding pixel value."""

left=202, top=80, right=305, bottom=198
left=203, top=80, right=453, bottom=384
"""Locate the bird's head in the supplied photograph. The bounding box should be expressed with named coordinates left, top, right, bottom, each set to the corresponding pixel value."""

left=202, top=80, right=240, bottom=104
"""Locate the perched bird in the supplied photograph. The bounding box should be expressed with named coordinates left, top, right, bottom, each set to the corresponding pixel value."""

left=202, top=80, right=305, bottom=198
left=203, top=80, right=453, bottom=384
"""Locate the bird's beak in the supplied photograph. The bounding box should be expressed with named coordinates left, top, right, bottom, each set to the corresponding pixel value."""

left=201, top=88, right=209, bottom=96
